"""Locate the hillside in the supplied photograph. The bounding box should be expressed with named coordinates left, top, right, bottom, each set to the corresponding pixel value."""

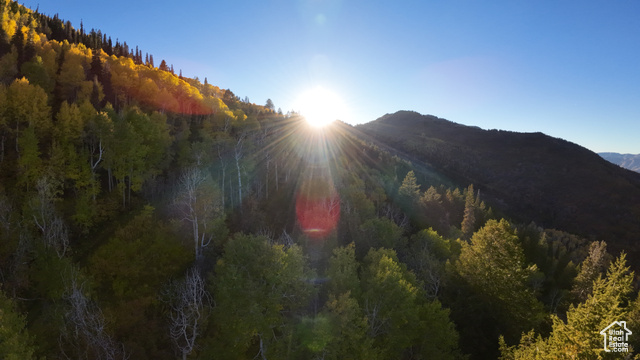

left=600, top=152, right=640, bottom=173
left=3, top=1, right=640, bottom=359
left=357, top=111, right=640, bottom=255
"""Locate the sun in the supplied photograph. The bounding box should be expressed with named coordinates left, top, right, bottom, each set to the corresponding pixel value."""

left=294, top=86, right=348, bottom=128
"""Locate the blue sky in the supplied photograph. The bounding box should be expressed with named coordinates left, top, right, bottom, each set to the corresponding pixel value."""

left=21, top=0, right=640, bottom=153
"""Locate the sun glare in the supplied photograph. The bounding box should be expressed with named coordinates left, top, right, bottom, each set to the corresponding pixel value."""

left=294, top=86, right=348, bottom=128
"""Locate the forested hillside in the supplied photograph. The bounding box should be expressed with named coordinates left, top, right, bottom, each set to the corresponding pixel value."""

left=1, top=1, right=639, bottom=359
left=358, top=111, right=640, bottom=258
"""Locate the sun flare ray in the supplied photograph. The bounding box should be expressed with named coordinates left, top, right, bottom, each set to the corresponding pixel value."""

left=294, top=86, right=349, bottom=128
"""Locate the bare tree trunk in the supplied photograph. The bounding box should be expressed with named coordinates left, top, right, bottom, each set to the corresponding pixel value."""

left=234, top=135, right=245, bottom=207
left=168, top=267, right=210, bottom=360
left=61, top=272, right=127, bottom=360
left=90, top=139, right=103, bottom=201
left=221, top=166, right=226, bottom=209
left=229, top=180, right=234, bottom=209
left=32, top=177, right=69, bottom=258
left=265, top=156, right=269, bottom=200
left=175, top=167, right=217, bottom=258
left=217, top=145, right=226, bottom=209
left=235, top=154, right=242, bottom=205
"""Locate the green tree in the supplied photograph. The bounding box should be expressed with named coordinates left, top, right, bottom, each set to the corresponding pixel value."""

left=174, top=167, right=225, bottom=258
left=361, top=248, right=460, bottom=359
left=502, top=253, right=635, bottom=359
left=55, top=101, right=85, bottom=143
left=455, top=219, right=545, bottom=356
left=358, top=217, right=403, bottom=258
left=21, top=55, right=54, bottom=94
left=0, top=289, right=36, bottom=359
left=89, top=206, right=191, bottom=358
left=461, top=184, right=476, bottom=239
left=326, top=243, right=361, bottom=298
left=570, top=240, right=610, bottom=302
left=400, top=228, right=453, bottom=298
left=398, top=170, right=420, bottom=202
left=321, top=292, right=376, bottom=360
left=17, top=126, right=42, bottom=190
left=208, top=233, right=314, bottom=359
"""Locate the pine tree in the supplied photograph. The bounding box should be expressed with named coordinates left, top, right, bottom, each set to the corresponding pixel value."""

left=398, top=170, right=420, bottom=201
left=461, top=184, right=476, bottom=239
left=502, top=253, right=634, bottom=359
left=570, top=240, right=610, bottom=302
left=159, top=59, right=169, bottom=71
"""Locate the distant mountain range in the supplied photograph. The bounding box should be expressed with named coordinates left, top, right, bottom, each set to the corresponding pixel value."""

left=599, top=152, right=640, bottom=173
left=355, top=111, right=640, bottom=257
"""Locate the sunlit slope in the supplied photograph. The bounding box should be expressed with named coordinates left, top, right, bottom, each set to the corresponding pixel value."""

left=358, top=111, right=640, bottom=254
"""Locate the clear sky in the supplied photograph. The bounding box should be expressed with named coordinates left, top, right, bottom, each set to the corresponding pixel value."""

left=20, top=0, right=640, bottom=153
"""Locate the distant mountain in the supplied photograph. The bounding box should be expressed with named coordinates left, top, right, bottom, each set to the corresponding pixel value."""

left=599, top=152, right=640, bottom=173
left=357, top=111, right=640, bottom=255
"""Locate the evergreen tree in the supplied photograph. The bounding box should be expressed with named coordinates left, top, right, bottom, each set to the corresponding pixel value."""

left=502, top=253, right=635, bottom=359
left=570, top=240, right=610, bottom=302
left=461, top=184, right=476, bottom=239
left=398, top=170, right=420, bottom=201
left=265, top=98, right=274, bottom=111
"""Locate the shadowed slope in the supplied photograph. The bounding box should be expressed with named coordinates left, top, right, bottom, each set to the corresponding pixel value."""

left=357, top=111, right=640, bottom=256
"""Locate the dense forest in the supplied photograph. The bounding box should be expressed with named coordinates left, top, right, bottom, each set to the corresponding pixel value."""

left=1, top=1, right=639, bottom=359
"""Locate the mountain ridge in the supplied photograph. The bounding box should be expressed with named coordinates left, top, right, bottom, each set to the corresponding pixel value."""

left=599, top=152, right=640, bottom=173
left=356, top=110, right=640, bottom=255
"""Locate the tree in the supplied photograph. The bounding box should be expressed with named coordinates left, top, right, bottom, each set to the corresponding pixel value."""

left=57, top=45, right=90, bottom=103
left=30, top=176, right=68, bottom=258
left=16, top=126, right=43, bottom=190
left=21, top=55, right=54, bottom=94
left=570, top=240, right=610, bottom=302
left=321, top=292, right=376, bottom=360
left=455, top=219, right=545, bottom=356
left=233, top=132, right=246, bottom=206
left=89, top=206, right=191, bottom=358
left=361, top=248, right=460, bottom=359
left=168, top=267, right=210, bottom=360
left=174, top=167, right=224, bottom=258
left=5, top=77, right=51, bottom=149
left=461, top=184, right=476, bottom=239
left=60, top=271, right=127, bottom=360
left=400, top=228, right=453, bottom=299
left=84, top=110, right=112, bottom=200
left=265, top=98, right=274, bottom=111
left=209, top=234, right=314, bottom=359
left=357, top=217, right=403, bottom=259
left=0, top=288, right=36, bottom=360
left=326, top=243, right=361, bottom=298
left=501, top=253, right=635, bottom=359
left=398, top=170, right=420, bottom=201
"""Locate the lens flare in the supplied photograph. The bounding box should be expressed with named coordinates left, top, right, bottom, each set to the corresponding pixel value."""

left=295, top=176, right=340, bottom=239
